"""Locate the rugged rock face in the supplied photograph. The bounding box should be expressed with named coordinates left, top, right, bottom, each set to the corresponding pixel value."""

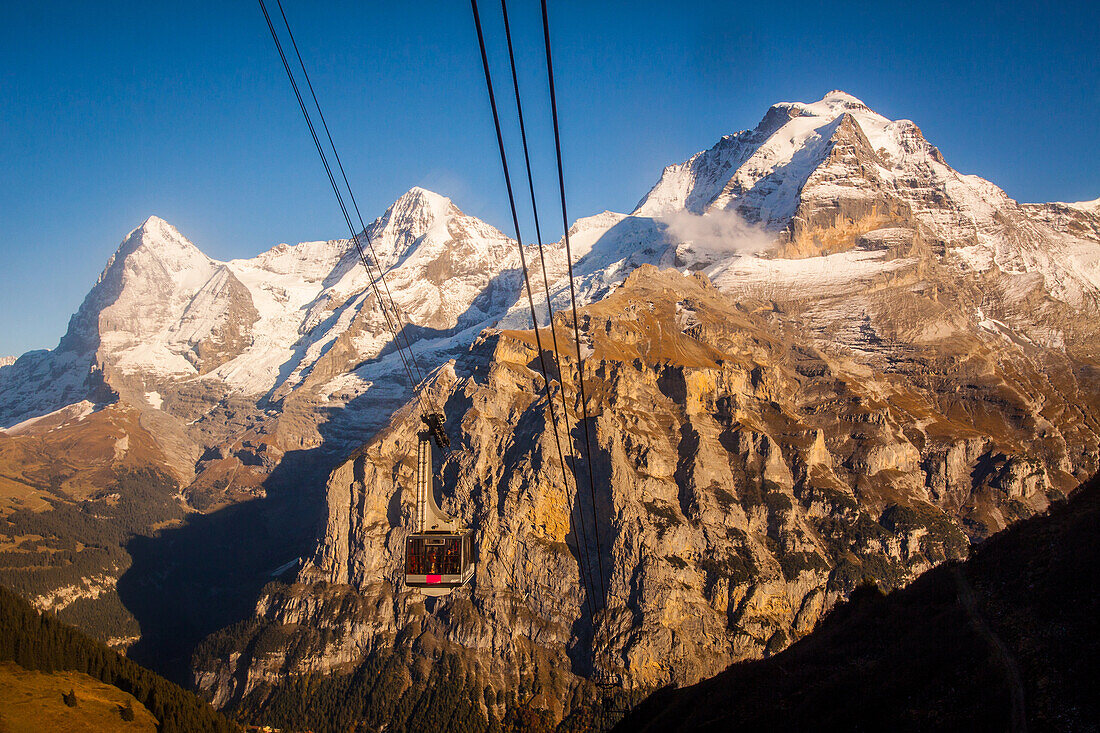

left=613, top=472, right=1100, bottom=732
left=198, top=258, right=1098, bottom=721
left=190, top=92, right=1100, bottom=727
left=0, top=190, right=535, bottom=654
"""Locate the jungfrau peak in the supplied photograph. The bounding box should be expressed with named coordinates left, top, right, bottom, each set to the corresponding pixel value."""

left=1, top=92, right=1098, bottom=727
left=632, top=90, right=1090, bottom=280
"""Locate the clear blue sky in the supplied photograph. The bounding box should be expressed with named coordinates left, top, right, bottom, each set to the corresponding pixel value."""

left=1, top=0, right=1097, bottom=357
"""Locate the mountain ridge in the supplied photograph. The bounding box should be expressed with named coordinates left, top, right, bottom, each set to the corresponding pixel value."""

left=0, top=91, right=1098, bottom=729
left=187, top=92, right=1100, bottom=726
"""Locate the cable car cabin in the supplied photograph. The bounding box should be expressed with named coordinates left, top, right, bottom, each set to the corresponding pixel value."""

left=404, top=531, right=474, bottom=594
left=403, top=414, right=474, bottom=597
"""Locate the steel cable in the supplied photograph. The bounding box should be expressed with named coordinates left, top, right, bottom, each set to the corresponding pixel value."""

left=273, top=0, right=427, bottom=387
left=259, top=0, right=454, bottom=422
left=470, top=0, right=597, bottom=621
left=498, top=0, right=601, bottom=609
left=540, top=0, right=607, bottom=603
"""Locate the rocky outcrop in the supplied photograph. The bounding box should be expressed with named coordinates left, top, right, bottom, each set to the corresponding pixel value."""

left=187, top=91, right=1100, bottom=726
left=614, top=473, right=1100, bottom=732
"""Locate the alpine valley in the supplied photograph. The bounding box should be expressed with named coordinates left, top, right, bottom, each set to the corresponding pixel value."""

left=2, top=91, right=1099, bottom=729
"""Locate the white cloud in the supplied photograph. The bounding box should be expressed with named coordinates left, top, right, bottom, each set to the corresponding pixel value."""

left=659, top=208, right=773, bottom=265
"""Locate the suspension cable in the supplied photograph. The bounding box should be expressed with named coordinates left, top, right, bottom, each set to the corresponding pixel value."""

left=498, top=0, right=601, bottom=605
left=273, top=0, right=427, bottom=386
left=540, top=0, right=607, bottom=604
left=259, top=0, right=451, bottom=421
left=470, top=0, right=596, bottom=621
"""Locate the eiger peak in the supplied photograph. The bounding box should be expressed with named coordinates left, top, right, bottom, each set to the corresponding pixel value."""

left=129, top=214, right=197, bottom=252
left=113, top=214, right=213, bottom=276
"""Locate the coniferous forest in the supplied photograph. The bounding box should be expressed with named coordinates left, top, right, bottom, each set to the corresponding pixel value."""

left=0, top=583, right=240, bottom=733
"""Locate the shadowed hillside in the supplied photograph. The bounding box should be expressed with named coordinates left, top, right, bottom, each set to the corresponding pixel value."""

left=614, top=474, right=1100, bottom=732
left=0, top=584, right=240, bottom=733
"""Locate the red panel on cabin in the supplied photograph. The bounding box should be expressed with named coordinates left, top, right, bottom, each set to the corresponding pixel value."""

left=426, top=574, right=442, bottom=584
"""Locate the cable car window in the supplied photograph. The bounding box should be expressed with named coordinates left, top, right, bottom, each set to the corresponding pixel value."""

left=406, top=535, right=462, bottom=575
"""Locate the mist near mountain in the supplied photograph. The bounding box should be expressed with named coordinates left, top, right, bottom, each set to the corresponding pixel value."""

left=658, top=208, right=773, bottom=265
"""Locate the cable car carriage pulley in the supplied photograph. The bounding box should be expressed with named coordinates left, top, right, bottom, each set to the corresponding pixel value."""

left=403, top=412, right=474, bottom=596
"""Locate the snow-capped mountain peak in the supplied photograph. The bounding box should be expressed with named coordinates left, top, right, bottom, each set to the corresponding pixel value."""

left=0, top=183, right=531, bottom=433
left=805, top=89, right=872, bottom=113
left=54, top=215, right=218, bottom=358
left=363, top=187, right=458, bottom=264
left=631, top=89, right=903, bottom=223
left=392, top=185, right=452, bottom=217
left=5, top=92, right=1100, bottom=456
left=118, top=215, right=216, bottom=290
left=564, top=90, right=1100, bottom=318
left=137, top=214, right=182, bottom=236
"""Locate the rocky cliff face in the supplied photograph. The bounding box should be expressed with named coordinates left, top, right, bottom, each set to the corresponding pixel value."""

left=0, top=189, right=535, bottom=654
left=197, top=256, right=1098, bottom=722
left=192, top=93, right=1100, bottom=726
left=613, top=472, right=1100, bottom=732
